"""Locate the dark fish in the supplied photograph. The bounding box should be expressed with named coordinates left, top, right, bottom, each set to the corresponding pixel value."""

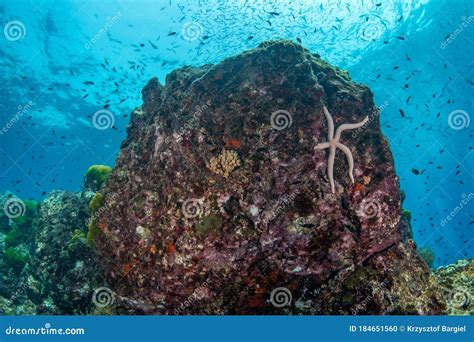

left=148, top=40, right=158, bottom=49
left=399, top=109, right=405, bottom=117
left=411, top=168, right=420, bottom=175
left=168, top=31, right=176, bottom=36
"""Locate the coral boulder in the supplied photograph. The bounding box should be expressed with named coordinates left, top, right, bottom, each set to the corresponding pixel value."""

left=95, top=41, right=445, bottom=314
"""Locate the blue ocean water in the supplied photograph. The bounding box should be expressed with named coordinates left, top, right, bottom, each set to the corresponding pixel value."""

left=0, top=0, right=472, bottom=268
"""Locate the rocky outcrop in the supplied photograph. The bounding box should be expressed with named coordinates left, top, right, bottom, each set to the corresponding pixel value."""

left=94, top=41, right=445, bottom=314
left=0, top=190, right=105, bottom=314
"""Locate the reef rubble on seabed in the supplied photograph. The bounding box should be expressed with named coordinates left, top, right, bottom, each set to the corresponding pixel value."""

left=0, top=41, right=472, bottom=315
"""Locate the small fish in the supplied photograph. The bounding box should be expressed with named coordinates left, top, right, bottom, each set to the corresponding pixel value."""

left=148, top=39, right=158, bottom=49
left=399, top=109, right=405, bottom=117
left=168, top=31, right=177, bottom=36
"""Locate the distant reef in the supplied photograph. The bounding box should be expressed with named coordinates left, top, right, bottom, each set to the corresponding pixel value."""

left=0, top=41, right=471, bottom=315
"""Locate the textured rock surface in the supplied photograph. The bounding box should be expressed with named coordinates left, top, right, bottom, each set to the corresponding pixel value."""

left=0, top=191, right=104, bottom=314
left=26, top=191, right=104, bottom=314
left=94, top=41, right=445, bottom=314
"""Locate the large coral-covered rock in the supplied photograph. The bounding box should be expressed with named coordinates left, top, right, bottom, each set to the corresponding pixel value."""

left=95, top=41, right=445, bottom=314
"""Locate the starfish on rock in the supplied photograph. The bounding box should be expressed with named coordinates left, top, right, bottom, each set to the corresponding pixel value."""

left=315, top=105, right=369, bottom=193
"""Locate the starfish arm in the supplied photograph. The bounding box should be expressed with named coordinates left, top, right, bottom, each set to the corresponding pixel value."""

left=335, top=116, right=369, bottom=141
left=322, top=105, right=335, bottom=141
left=328, top=145, right=336, bottom=193
left=315, top=142, right=330, bottom=150
left=336, top=142, right=355, bottom=184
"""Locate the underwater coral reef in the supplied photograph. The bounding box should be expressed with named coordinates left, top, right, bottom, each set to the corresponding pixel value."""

left=0, top=41, right=471, bottom=315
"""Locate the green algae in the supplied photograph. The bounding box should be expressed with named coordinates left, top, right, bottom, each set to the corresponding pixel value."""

left=196, top=213, right=224, bottom=237
left=87, top=193, right=105, bottom=243
left=84, top=165, right=112, bottom=190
